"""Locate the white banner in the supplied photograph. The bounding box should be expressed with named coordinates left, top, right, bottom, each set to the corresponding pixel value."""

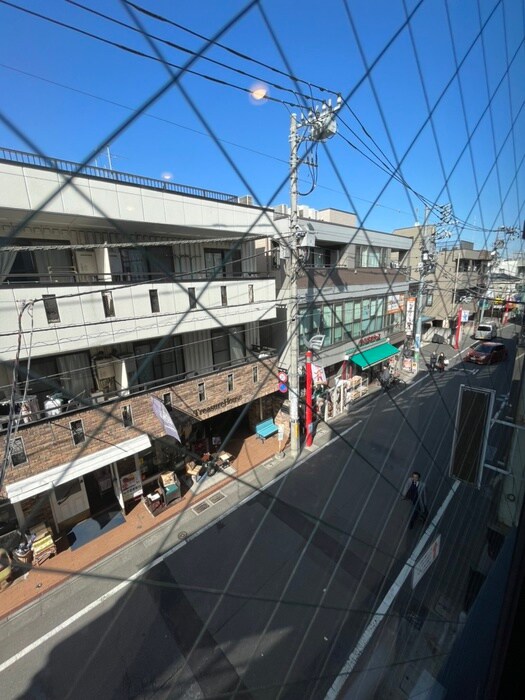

left=151, top=396, right=181, bottom=442
left=311, top=363, right=327, bottom=384
left=405, top=297, right=416, bottom=335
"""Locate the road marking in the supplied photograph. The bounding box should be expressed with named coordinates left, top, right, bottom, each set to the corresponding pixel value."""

left=0, top=538, right=187, bottom=674
left=324, top=480, right=460, bottom=700
left=0, top=420, right=362, bottom=674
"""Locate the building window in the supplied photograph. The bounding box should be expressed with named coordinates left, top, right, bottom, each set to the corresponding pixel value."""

left=248, top=284, right=254, bottom=303
left=204, top=249, right=227, bottom=278
left=149, top=289, right=160, bottom=313
left=307, top=246, right=334, bottom=268
left=204, top=248, right=242, bottom=278
left=122, top=405, right=133, bottom=427
left=252, top=365, right=259, bottom=383
left=271, top=241, right=280, bottom=270
left=426, top=293, right=433, bottom=307
left=163, top=392, right=172, bottom=408
left=43, top=294, right=60, bottom=323
left=188, top=287, right=197, bottom=309
left=11, top=437, right=27, bottom=466
left=333, top=304, right=343, bottom=342
left=221, top=286, right=228, bottom=306
left=227, top=373, right=234, bottom=392
left=355, top=245, right=387, bottom=268
left=211, top=326, right=245, bottom=368
left=198, top=382, right=206, bottom=402
left=101, top=291, right=115, bottom=318
left=70, top=419, right=86, bottom=445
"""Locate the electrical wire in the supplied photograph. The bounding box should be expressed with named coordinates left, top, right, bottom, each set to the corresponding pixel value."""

left=0, top=0, right=311, bottom=111
left=123, top=0, right=340, bottom=98
left=65, top=0, right=326, bottom=105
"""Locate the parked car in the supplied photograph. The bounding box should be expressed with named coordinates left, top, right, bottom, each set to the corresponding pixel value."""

left=474, top=322, right=498, bottom=340
left=465, top=342, right=508, bottom=365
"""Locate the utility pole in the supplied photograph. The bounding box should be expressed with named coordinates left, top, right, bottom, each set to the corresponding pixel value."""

left=287, top=113, right=300, bottom=456
left=286, top=98, right=342, bottom=457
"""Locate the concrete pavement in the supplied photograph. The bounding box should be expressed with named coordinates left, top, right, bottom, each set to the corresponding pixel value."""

left=0, top=326, right=482, bottom=623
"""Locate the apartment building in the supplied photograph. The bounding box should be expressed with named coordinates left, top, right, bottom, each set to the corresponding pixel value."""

left=0, top=149, right=278, bottom=536
left=396, top=225, right=491, bottom=340
left=267, top=207, right=412, bottom=394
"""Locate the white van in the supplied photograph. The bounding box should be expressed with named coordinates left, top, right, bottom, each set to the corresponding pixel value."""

left=474, top=322, right=498, bottom=340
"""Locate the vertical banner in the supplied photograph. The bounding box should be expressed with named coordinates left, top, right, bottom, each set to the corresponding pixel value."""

left=454, top=306, right=462, bottom=350
left=151, top=396, right=181, bottom=442
left=311, top=363, right=327, bottom=384
left=305, top=351, right=313, bottom=447
left=502, top=299, right=510, bottom=326
left=405, top=296, right=416, bottom=336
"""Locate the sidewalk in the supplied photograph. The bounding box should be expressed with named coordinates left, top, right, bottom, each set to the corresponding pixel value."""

left=0, top=432, right=286, bottom=620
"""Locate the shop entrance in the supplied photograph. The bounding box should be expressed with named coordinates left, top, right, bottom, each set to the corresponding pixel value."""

left=83, top=466, right=118, bottom=516
left=190, top=406, right=251, bottom=456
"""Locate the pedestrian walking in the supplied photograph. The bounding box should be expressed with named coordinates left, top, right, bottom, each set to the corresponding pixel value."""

left=403, top=471, right=428, bottom=529
left=429, top=351, right=437, bottom=372
left=380, top=365, right=391, bottom=390
left=436, top=352, right=446, bottom=373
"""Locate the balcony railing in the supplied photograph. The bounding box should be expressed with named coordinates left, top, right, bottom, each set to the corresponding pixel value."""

left=0, top=269, right=265, bottom=286
left=0, top=347, right=278, bottom=432
left=0, top=147, right=238, bottom=203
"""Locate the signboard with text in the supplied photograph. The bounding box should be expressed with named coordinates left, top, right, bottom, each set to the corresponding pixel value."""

left=387, top=293, right=404, bottom=314
left=405, top=297, right=416, bottom=335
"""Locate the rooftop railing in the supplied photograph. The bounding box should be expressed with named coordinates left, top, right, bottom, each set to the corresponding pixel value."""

left=0, top=146, right=239, bottom=203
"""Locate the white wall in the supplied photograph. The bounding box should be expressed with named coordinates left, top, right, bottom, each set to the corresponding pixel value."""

left=0, top=163, right=277, bottom=239
left=0, top=279, right=276, bottom=361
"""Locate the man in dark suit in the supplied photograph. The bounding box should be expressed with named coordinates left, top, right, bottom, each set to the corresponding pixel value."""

left=404, top=471, right=427, bottom=529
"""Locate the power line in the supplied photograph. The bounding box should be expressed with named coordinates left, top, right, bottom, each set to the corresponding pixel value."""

left=0, top=0, right=309, bottom=111
left=65, top=0, right=327, bottom=105
left=123, top=0, right=340, bottom=98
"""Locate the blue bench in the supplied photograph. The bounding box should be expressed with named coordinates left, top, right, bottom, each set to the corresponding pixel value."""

left=255, top=417, right=278, bottom=441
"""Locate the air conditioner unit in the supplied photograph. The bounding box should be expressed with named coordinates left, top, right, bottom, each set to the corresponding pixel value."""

left=95, top=359, right=115, bottom=379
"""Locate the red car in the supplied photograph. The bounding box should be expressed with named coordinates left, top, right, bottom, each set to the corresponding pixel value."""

left=465, top=342, right=508, bottom=365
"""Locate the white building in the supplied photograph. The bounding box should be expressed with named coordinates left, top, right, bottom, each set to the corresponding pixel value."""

left=0, top=148, right=278, bottom=535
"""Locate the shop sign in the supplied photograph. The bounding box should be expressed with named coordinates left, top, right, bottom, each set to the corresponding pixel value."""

left=193, top=395, right=243, bottom=418
left=358, top=333, right=381, bottom=347
left=405, top=297, right=416, bottom=335
left=120, top=472, right=143, bottom=501
left=387, top=293, right=404, bottom=314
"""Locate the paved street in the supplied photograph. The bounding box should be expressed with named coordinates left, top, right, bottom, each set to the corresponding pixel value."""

left=0, top=334, right=518, bottom=700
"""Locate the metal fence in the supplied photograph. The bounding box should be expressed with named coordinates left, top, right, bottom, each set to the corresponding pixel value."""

left=0, top=147, right=239, bottom=203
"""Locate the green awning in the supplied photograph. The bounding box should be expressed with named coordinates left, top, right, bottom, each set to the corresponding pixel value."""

left=346, top=342, right=400, bottom=369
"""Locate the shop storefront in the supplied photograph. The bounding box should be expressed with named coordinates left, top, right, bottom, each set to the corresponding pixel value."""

left=5, top=435, right=152, bottom=532
left=345, top=341, right=401, bottom=384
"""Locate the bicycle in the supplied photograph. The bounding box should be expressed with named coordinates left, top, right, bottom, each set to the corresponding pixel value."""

left=383, top=373, right=406, bottom=391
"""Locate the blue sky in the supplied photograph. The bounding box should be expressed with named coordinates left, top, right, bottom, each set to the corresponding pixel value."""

left=0, top=0, right=524, bottom=254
